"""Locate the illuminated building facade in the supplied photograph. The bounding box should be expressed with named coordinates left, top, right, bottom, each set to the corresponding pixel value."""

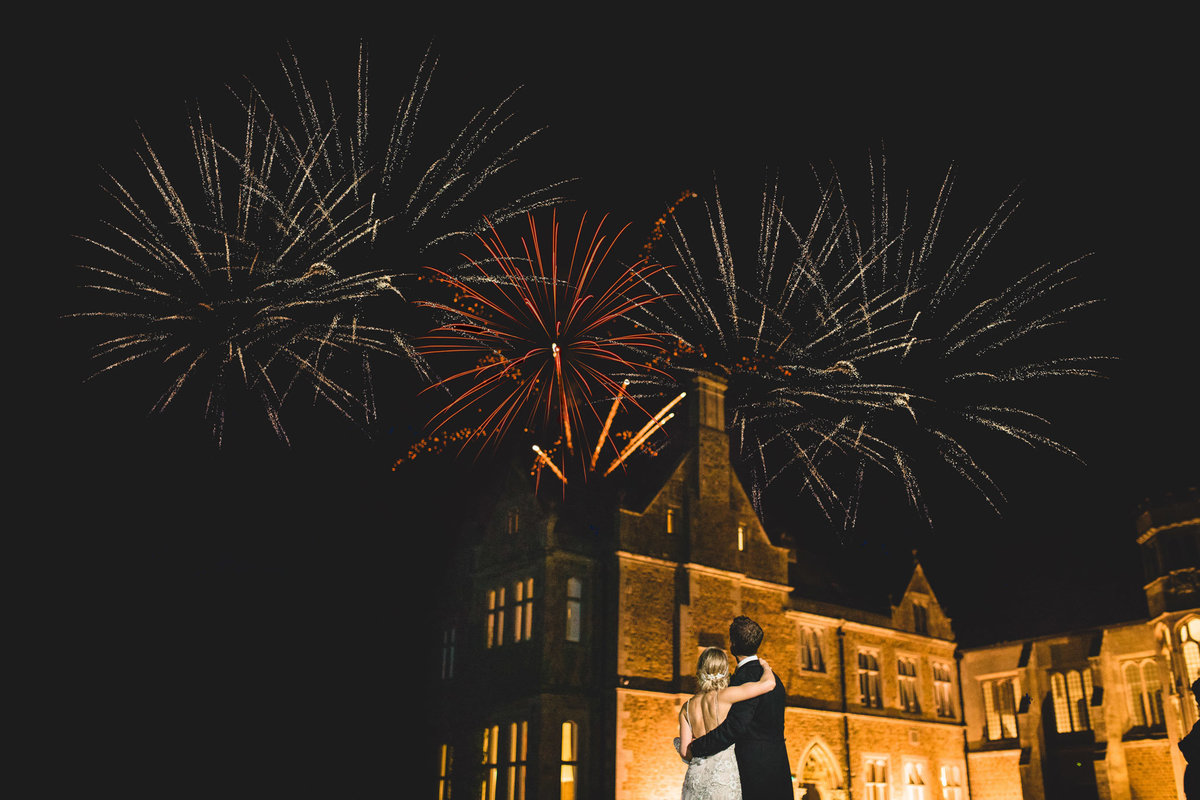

left=959, top=491, right=1199, bottom=800
left=425, top=373, right=1198, bottom=799
left=428, top=374, right=965, bottom=799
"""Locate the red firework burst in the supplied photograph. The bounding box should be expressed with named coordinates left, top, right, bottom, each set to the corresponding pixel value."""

left=417, top=210, right=674, bottom=465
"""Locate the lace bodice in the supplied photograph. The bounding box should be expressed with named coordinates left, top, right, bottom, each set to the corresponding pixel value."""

left=673, top=738, right=741, bottom=799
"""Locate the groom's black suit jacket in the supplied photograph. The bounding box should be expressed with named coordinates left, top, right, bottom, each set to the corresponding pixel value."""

left=688, top=658, right=793, bottom=799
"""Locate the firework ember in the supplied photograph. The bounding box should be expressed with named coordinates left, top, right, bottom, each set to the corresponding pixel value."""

left=69, top=40, right=571, bottom=445
left=636, top=155, right=1109, bottom=527
left=417, top=210, right=674, bottom=469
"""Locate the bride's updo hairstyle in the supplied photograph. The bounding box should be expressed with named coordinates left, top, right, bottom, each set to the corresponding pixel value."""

left=696, top=647, right=730, bottom=692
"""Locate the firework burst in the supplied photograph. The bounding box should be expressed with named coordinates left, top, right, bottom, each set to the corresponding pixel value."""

left=637, top=155, right=1109, bottom=528
left=69, top=40, right=572, bottom=446
left=415, top=210, right=675, bottom=477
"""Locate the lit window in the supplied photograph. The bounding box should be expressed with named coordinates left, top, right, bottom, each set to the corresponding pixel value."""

left=507, top=721, right=527, bottom=800
left=939, top=764, right=963, bottom=800
left=482, top=725, right=499, bottom=800
left=507, top=508, right=519, bottom=535
left=898, top=657, right=921, bottom=713
left=800, top=626, right=825, bottom=672
left=858, top=651, right=881, bottom=707
left=487, top=588, right=507, bottom=648
left=438, top=743, right=453, bottom=800
left=864, top=757, right=889, bottom=800
left=737, top=523, right=745, bottom=552
left=982, top=677, right=1018, bottom=740
left=666, top=507, right=676, bottom=534
left=933, top=663, right=954, bottom=718
left=566, top=578, right=582, bottom=643
left=561, top=721, right=578, bottom=800
left=1050, top=669, right=1092, bottom=732
left=513, top=578, right=534, bottom=643
left=1180, top=618, right=1200, bottom=685
left=904, top=760, right=928, bottom=800
left=913, top=602, right=928, bottom=635
left=1123, top=659, right=1165, bottom=729
left=441, top=626, right=456, bottom=680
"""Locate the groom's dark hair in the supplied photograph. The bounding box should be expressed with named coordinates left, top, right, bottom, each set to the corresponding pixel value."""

left=729, top=615, right=763, bottom=656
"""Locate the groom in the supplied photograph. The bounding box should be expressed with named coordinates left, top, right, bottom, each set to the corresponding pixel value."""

left=688, top=615, right=793, bottom=798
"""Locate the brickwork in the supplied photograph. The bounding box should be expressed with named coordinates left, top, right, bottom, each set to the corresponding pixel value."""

left=615, top=689, right=689, bottom=800
left=968, top=750, right=1024, bottom=800
left=1122, top=741, right=1178, bottom=800
left=617, top=556, right=676, bottom=681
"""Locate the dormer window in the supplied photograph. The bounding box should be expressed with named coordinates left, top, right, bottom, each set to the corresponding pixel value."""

left=913, top=602, right=928, bottom=635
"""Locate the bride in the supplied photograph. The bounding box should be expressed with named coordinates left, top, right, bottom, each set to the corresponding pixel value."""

left=674, top=647, right=776, bottom=799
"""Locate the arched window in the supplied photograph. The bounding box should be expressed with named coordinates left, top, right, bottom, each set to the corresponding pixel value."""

left=1179, top=617, right=1200, bottom=686
left=939, top=764, right=963, bottom=800
left=800, top=627, right=825, bottom=672
left=864, top=757, right=888, bottom=800
left=903, top=760, right=928, bottom=800
left=1050, top=669, right=1092, bottom=732
left=981, top=677, right=1018, bottom=740
left=858, top=651, right=881, bottom=707
left=560, top=721, right=578, bottom=800
left=1124, top=659, right=1165, bottom=728
left=799, top=744, right=842, bottom=800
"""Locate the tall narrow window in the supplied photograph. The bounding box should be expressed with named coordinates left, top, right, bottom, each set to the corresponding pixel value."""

left=933, top=663, right=954, bottom=717
left=438, top=743, right=453, bottom=800
left=561, top=721, right=578, bottom=800
left=800, top=627, right=825, bottom=672
left=939, top=764, right=963, bottom=800
left=507, top=508, right=519, bottom=535
left=1124, top=660, right=1165, bottom=728
left=898, top=657, right=921, bottom=712
left=666, top=507, right=676, bottom=534
left=507, top=720, right=527, bottom=800
left=481, top=725, right=499, bottom=800
left=982, top=678, right=1018, bottom=740
left=737, top=523, right=745, bottom=552
left=864, top=757, right=889, bottom=800
left=487, top=587, right=507, bottom=648
left=441, top=626, right=456, bottom=680
left=1180, top=618, right=1200, bottom=685
left=513, top=578, right=534, bottom=642
left=1050, top=669, right=1092, bottom=732
left=859, top=651, right=881, bottom=707
left=913, top=602, right=929, bottom=635
left=566, top=577, right=582, bottom=643
left=903, top=760, right=928, bottom=800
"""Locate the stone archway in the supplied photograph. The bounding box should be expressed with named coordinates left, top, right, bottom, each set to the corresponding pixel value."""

left=797, top=743, right=842, bottom=800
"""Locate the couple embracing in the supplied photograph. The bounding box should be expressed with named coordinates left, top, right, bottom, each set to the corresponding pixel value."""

left=674, top=615, right=793, bottom=799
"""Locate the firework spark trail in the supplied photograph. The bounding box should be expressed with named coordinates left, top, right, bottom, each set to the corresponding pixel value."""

left=636, top=156, right=1109, bottom=528
left=416, top=211, right=674, bottom=467
left=70, top=40, right=572, bottom=446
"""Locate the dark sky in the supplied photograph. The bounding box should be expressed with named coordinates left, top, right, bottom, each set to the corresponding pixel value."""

left=28, top=12, right=1196, bottom=793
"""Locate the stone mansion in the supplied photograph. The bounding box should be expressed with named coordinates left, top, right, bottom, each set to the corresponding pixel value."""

left=424, top=373, right=1199, bottom=799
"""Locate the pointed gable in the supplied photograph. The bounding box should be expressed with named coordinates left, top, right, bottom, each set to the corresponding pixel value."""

left=892, top=556, right=954, bottom=640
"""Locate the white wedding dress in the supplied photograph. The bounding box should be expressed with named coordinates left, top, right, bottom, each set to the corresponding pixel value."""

left=674, top=699, right=742, bottom=799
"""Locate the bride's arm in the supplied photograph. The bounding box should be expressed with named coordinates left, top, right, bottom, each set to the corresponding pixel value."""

left=717, top=657, right=776, bottom=704
left=677, top=704, right=693, bottom=762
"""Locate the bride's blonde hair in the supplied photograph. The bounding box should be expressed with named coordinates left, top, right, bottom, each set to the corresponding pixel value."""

left=696, top=647, right=730, bottom=692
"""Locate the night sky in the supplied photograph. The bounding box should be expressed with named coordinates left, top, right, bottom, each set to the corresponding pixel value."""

left=28, top=12, right=1196, bottom=793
